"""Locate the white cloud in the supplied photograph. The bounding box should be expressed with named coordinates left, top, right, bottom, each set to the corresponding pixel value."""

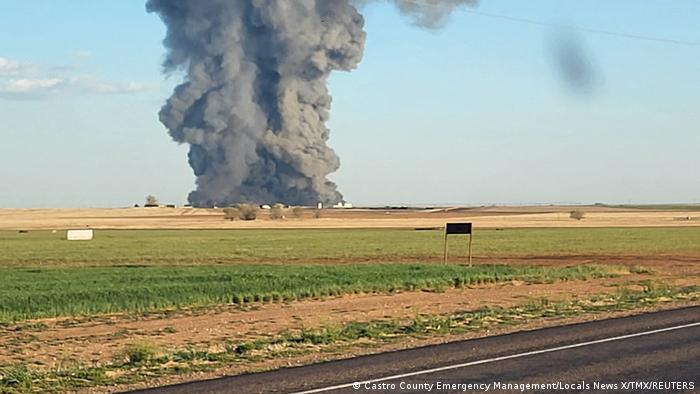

left=69, top=76, right=148, bottom=95
left=2, top=78, right=64, bottom=93
left=0, top=57, right=24, bottom=76
left=0, top=56, right=149, bottom=99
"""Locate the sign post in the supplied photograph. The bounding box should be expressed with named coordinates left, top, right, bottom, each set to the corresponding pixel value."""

left=443, top=223, right=473, bottom=266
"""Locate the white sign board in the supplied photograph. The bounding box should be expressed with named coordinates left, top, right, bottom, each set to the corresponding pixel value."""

left=67, top=229, right=94, bottom=241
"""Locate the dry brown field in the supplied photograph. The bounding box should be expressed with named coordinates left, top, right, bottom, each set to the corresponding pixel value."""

left=2, top=205, right=700, bottom=230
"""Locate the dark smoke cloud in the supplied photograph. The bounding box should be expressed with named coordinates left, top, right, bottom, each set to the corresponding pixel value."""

left=550, top=30, right=598, bottom=94
left=147, top=0, right=475, bottom=207
left=388, top=0, right=478, bottom=28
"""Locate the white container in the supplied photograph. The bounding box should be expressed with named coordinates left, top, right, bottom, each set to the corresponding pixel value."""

left=67, top=229, right=94, bottom=241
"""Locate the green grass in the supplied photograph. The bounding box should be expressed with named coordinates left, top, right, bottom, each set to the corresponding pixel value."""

left=0, top=264, right=616, bottom=322
left=122, top=343, right=157, bottom=366
left=2, top=227, right=699, bottom=267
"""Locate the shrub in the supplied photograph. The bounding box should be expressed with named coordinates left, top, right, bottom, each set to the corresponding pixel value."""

left=292, top=206, right=304, bottom=218
left=270, top=204, right=286, bottom=220
left=223, top=207, right=239, bottom=221
left=123, top=343, right=156, bottom=366
left=569, top=210, right=586, bottom=220
left=236, top=204, right=258, bottom=221
left=314, top=209, right=322, bottom=219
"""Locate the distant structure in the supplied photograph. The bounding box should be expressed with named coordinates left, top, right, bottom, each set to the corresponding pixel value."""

left=317, top=202, right=323, bottom=209
left=333, top=201, right=353, bottom=209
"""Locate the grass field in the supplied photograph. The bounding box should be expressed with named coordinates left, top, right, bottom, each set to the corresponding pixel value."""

left=2, top=227, right=699, bottom=267
left=0, top=264, right=617, bottom=322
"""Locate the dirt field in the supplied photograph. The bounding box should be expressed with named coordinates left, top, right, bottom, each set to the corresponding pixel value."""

left=2, top=205, right=700, bottom=230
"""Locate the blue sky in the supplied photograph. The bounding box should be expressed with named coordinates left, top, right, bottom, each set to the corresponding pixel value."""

left=1, top=0, right=698, bottom=207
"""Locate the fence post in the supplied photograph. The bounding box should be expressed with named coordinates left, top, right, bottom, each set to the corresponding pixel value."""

left=443, top=229, right=448, bottom=264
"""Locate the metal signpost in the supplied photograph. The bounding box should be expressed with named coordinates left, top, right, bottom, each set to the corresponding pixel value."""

left=443, top=223, right=473, bottom=266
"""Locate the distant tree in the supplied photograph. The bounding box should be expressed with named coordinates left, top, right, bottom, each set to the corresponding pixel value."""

left=236, top=204, right=258, bottom=221
left=570, top=210, right=586, bottom=220
left=223, top=207, right=239, bottom=221
left=291, top=206, right=304, bottom=219
left=145, top=195, right=158, bottom=206
left=270, top=204, right=286, bottom=220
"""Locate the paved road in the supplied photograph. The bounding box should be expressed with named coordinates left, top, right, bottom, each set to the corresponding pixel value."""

left=133, top=306, right=699, bottom=394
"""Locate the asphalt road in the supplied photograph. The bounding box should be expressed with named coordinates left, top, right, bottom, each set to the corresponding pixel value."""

left=133, top=306, right=699, bottom=394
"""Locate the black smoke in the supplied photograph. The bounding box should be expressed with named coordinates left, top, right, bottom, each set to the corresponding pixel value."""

left=147, top=0, right=477, bottom=207
left=550, top=30, right=598, bottom=94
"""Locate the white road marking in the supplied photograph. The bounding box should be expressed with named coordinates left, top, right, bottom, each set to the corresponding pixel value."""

left=292, top=321, right=700, bottom=394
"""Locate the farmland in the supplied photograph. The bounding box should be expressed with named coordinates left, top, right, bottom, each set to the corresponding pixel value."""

left=0, top=264, right=616, bottom=322
left=1, top=227, right=699, bottom=267
left=0, top=208, right=698, bottom=393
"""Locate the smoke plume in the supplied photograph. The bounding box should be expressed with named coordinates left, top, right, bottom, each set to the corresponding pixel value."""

left=550, top=30, right=598, bottom=94
left=147, top=0, right=476, bottom=207
left=389, top=0, right=477, bottom=28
